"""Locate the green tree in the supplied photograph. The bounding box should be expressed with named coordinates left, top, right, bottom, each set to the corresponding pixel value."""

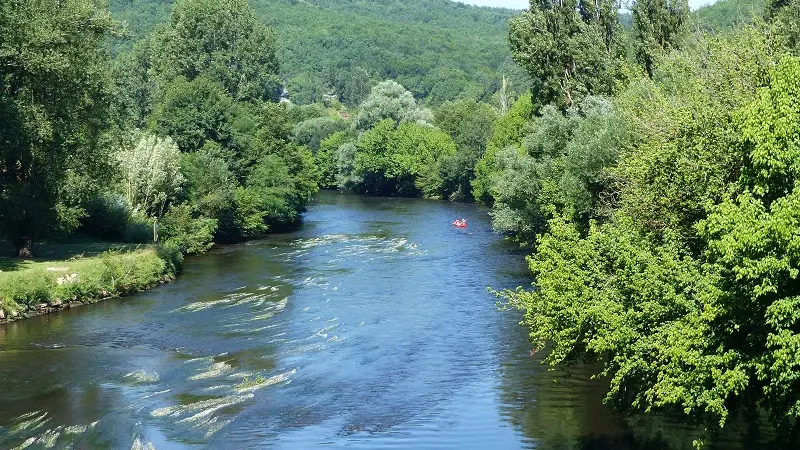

left=149, top=77, right=235, bottom=153
left=633, top=0, right=690, bottom=76
left=766, top=0, right=800, bottom=51
left=0, top=0, right=118, bottom=256
left=151, top=0, right=281, bottom=102
left=434, top=99, right=497, bottom=200
left=111, top=40, right=156, bottom=128
left=353, top=80, right=433, bottom=131
left=118, top=133, right=185, bottom=218
left=293, top=117, right=347, bottom=152
left=509, top=0, right=623, bottom=108
left=316, top=131, right=350, bottom=188
left=472, top=94, right=535, bottom=205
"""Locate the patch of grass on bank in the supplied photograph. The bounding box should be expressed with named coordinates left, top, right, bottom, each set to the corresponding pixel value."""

left=0, top=242, right=182, bottom=317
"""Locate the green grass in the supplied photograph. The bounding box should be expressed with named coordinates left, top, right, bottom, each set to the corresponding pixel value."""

left=0, top=239, right=182, bottom=317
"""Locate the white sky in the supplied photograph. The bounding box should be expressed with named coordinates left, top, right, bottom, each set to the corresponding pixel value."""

left=458, top=0, right=717, bottom=10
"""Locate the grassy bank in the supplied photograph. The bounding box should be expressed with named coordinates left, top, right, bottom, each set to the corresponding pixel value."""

left=0, top=241, right=183, bottom=323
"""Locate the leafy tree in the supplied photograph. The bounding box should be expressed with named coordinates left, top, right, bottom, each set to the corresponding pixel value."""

left=316, top=131, right=350, bottom=188
left=0, top=0, right=118, bottom=256
left=490, top=98, right=625, bottom=244
left=180, top=143, right=238, bottom=240
left=150, top=0, right=281, bottom=102
left=159, top=203, right=217, bottom=254
left=108, top=0, right=528, bottom=106
left=766, top=0, right=800, bottom=52
left=118, top=133, right=185, bottom=218
left=434, top=99, right=497, bottom=200
left=293, top=117, right=347, bottom=152
left=693, top=0, right=766, bottom=33
left=500, top=29, right=796, bottom=445
left=509, top=0, right=624, bottom=108
left=472, top=94, right=535, bottom=205
left=149, top=77, right=235, bottom=153
left=247, top=103, right=319, bottom=223
left=632, top=0, right=690, bottom=76
left=353, top=81, right=433, bottom=131
left=111, top=39, right=156, bottom=128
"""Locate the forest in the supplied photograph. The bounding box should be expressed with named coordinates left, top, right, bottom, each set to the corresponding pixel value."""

left=1, top=0, right=800, bottom=445
left=107, top=0, right=531, bottom=105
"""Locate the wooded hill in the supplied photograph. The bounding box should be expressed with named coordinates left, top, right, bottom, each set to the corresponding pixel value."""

left=108, top=0, right=530, bottom=106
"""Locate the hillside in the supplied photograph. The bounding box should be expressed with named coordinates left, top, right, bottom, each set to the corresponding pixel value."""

left=692, top=0, right=766, bottom=32
left=108, top=0, right=530, bottom=105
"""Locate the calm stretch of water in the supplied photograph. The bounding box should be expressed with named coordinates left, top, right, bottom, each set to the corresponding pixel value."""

left=0, top=192, right=765, bottom=449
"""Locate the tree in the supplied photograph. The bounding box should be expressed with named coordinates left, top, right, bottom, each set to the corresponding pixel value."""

left=509, top=0, right=624, bottom=108
left=766, top=0, right=799, bottom=52
left=472, top=94, right=535, bottom=205
left=0, top=0, right=118, bottom=257
left=632, top=0, right=690, bottom=77
left=111, top=39, right=156, bottom=129
left=149, top=77, right=235, bottom=153
left=118, top=133, right=185, bottom=218
left=293, top=117, right=347, bottom=152
left=434, top=99, right=497, bottom=201
left=353, top=81, right=433, bottom=131
left=150, top=0, right=281, bottom=102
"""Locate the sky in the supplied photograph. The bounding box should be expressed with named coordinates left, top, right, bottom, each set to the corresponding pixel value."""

left=458, top=0, right=717, bottom=10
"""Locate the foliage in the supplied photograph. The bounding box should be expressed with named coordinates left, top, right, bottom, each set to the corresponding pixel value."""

left=434, top=100, right=497, bottom=201
left=316, top=132, right=350, bottom=188
left=180, top=144, right=238, bottom=239
left=693, top=0, right=766, bottom=33
left=502, top=29, right=800, bottom=444
left=150, top=0, right=281, bottom=102
left=766, top=0, right=800, bottom=52
left=118, top=133, right=185, bottom=218
left=353, top=81, right=433, bottom=131
left=472, top=94, right=535, bottom=205
left=159, top=203, right=217, bottom=254
left=81, top=194, right=132, bottom=241
left=509, top=0, right=624, bottom=108
left=293, top=117, right=348, bottom=152
left=149, top=77, right=235, bottom=153
left=108, top=0, right=531, bottom=106
left=0, top=0, right=118, bottom=256
left=632, top=0, right=690, bottom=76
left=343, top=120, right=456, bottom=197
left=490, top=98, right=626, bottom=245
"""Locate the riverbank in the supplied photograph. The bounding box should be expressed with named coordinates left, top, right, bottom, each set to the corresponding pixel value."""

left=0, top=243, right=182, bottom=324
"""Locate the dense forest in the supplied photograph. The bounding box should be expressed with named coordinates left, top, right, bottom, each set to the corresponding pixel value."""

left=2, top=0, right=800, bottom=445
left=108, top=0, right=531, bottom=105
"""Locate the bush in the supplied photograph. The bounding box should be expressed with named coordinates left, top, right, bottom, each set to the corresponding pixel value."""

left=80, top=194, right=131, bottom=240
left=157, top=241, right=184, bottom=274
left=125, top=214, right=154, bottom=244
left=159, top=204, right=217, bottom=255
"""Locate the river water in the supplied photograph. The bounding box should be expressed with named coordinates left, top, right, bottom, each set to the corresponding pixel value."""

left=0, top=192, right=771, bottom=449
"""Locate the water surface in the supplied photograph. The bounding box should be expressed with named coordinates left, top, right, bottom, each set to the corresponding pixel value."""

left=0, top=192, right=767, bottom=449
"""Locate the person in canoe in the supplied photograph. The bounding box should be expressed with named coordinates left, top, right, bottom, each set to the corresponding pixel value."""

left=452, top=218, right=467, bottom=227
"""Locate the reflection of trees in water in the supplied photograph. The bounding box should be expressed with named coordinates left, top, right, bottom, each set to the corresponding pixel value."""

left=494, top=318, right=784, bottom=450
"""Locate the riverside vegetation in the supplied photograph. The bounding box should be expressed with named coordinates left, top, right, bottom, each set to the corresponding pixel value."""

left=1, top=0, right=800, bottom=446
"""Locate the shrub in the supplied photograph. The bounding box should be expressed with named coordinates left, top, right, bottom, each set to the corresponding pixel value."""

left=157, top=241, right=184, bottom=274
left=81, top=194, right=131, bottom=240
left=159, top=204, right=217, bottom=255
left=125, top=214, right=154, bottom=244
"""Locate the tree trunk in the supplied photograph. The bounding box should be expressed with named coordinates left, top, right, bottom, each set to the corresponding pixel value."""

left=14, top=236, right=33, bottom=258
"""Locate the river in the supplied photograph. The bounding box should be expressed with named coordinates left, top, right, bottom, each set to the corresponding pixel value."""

left=0, top=192, right=771, bottom=449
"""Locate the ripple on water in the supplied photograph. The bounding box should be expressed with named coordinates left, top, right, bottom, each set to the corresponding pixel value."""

left=0, top=411, right=100, bottom=450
